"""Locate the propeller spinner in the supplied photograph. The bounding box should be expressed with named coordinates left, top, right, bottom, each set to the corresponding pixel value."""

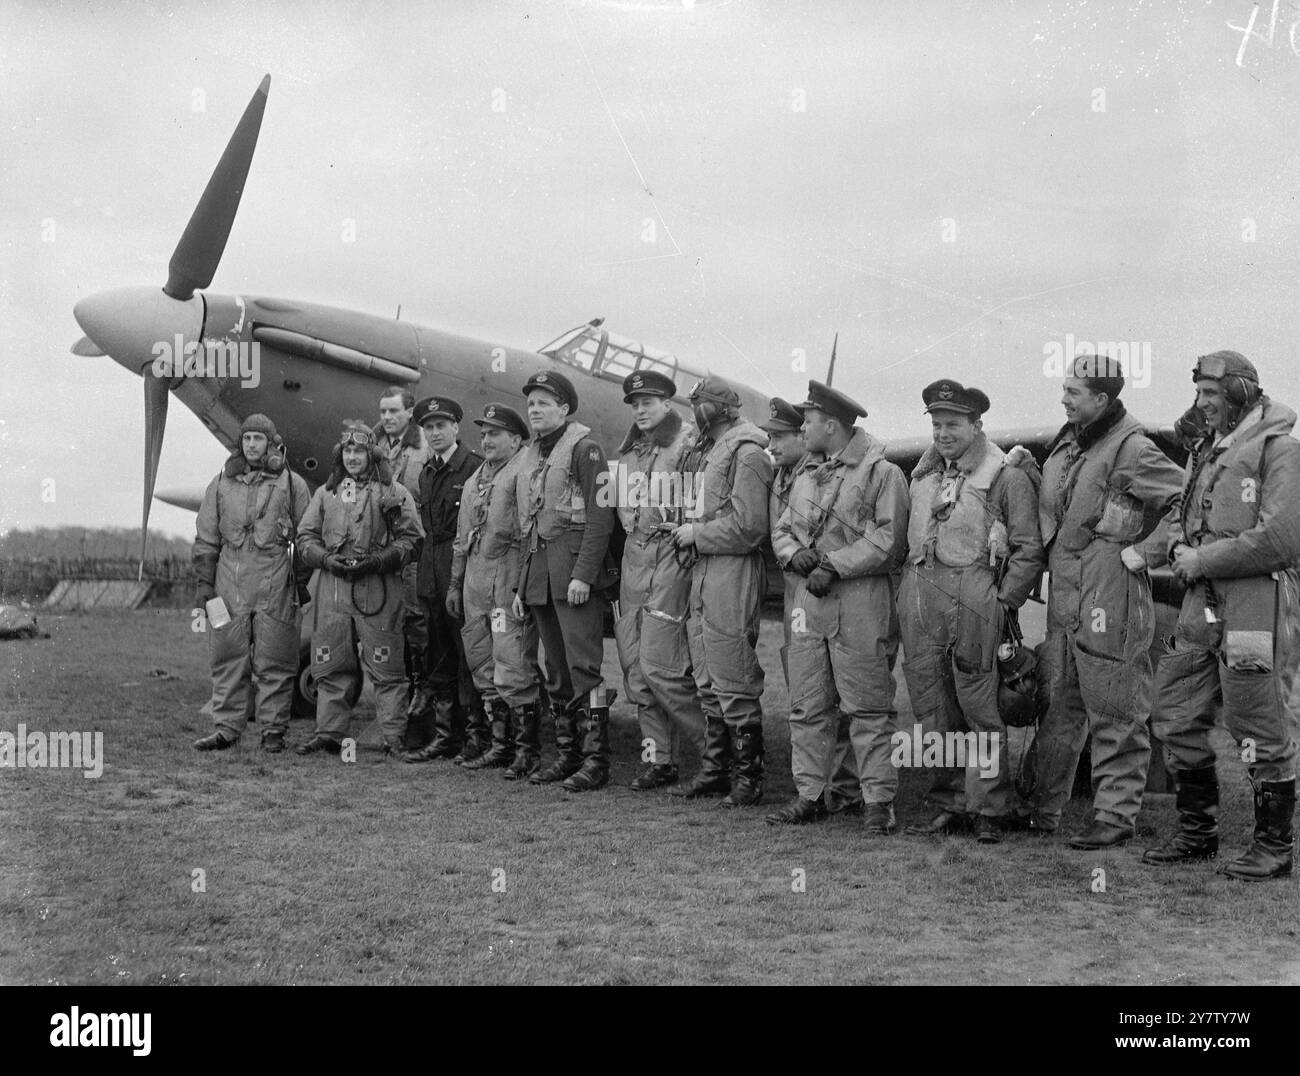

left=71, top=75, right=271, bottom=578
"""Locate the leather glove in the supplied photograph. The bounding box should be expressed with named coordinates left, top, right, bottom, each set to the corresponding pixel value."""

left=373, top=545, right=405, bottom=574
left=194, top=581, right=216, bottom=608
left=446, top=589, right=464, bottom=619
left=323, top=553, right=350, bottom=575
left=806, top=565, right=837, bottom=597
left=349, top=553, right=382, bottom=577
left=788, top=547, right=821, bottom=576
left=296, top=582, right=312, bottom=607
left=1174, top=404, right=1209, bottom=449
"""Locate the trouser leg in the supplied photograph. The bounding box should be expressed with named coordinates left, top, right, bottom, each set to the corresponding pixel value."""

left=425, top=590, right=467, bottom=750
left=209, top=612, right=254, bottom=740
left=249, top=610, right=299, bottom=736
left=952, top=664, right=1010, bottom=818
left=1150, top=640, right=1221, bottom=773
left=899, top=569, right=962, bottom=811
left=531, top=601, right=574, bottom=705
left=837, top=640, right=899, bottom=806
left=401, top=560, right=426, bottom=663
left=700, top=616, right=764, bottom=797
left=311, top=614, right=359, bottom=740
left=787, top=633, right=836, bottom=802
left=615, top=606, right=668, bottom=763
left=1222, top=664, right=1298, bottom=784
left=357, top=616, right=408, bottom=746
left=491, top=599, right=539, bottom=709
left=825, top=712, right=864, bottom=812
left=1030, top=631, right=1088, bottom=830
left=901, top=645, right=963, bottom=812
left=1076, top=643, right=1153, bottom=828
left=641, top=609, right=706, bottom=763
left=678, top=577, right=733, bottom=796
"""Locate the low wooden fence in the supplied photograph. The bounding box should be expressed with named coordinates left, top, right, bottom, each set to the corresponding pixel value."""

left=0, top=557, right=193, bottom=606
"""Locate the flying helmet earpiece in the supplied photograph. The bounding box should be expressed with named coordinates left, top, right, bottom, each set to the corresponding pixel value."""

left=1192, top=350, right=1261, bottom=430
left=1222, top=374, right=1260, bottom=410
left=688, top=377, right=741, bottom=430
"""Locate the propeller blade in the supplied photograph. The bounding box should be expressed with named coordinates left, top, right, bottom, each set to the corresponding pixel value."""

left=140, top=370, right=170, bottom=580
left=826, top=332, right=838, bottom=388
left=71, top=335, right=106, bottom=357
left=164, top=74, right=271, bottom=301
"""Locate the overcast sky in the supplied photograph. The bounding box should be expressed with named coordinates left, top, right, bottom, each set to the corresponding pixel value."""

left=4, top=0, right=1299, bottom=539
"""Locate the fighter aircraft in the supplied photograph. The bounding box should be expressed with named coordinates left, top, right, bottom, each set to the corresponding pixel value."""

left=71, top=73, right=1191, bottom=606
left=73, top=72, right=1207, bottom=778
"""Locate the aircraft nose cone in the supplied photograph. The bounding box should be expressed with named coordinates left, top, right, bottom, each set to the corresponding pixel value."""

left=74, top=285, right=204, bottom=375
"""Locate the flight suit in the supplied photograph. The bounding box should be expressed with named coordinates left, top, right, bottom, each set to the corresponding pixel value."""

left=374, top=421, right=430, bottom=685
left=613, top=408, right=705, bottom=773
left=773, top=427, right=909, bottom=807
left=772, top=451, right=859, bottom=812
left=899, top=436, right=1043, bottom=821
left=415, top=440, right=485, bottom=754
left=1151, top=399, right=1300, bottom=785
left=516, top=421, right=615, bottom=783
left=193, top=454, right=311, bottom=741
left=683, top=417, right=774, bottom=796
left=451, top=449, right=540, bottom=769
left=298, top=471, right=423, bottom=745
left=1031, top=403, right=1183, bottom=831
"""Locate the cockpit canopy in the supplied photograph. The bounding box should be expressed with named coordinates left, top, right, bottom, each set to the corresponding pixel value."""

left=538, top=318, right=710, bottom=401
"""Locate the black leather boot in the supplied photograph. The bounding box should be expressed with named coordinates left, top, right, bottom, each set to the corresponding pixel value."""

left=404, top=681, right=437, bottom=750
left=673, top=715, right=732, bottom=798
left=562, top=702, right=611, bottom=792
left=403, top=695, right=459, bottom=762
left=530, top=699, right=583, bottom=784
left=631, top=763, right=679, bottom=790
left=1142, top=764, right=1219, bottom=864
left=1218, top=778, right=1295, bottom=881
left=721, top=726, right=764, bottom=807
left=465, top=699, right=514, bottom=770
left=504, top=702, right=541, bottom=781
left=402, top=644, right=434, bottom=750
left=453, top=697, right=490, bottom=765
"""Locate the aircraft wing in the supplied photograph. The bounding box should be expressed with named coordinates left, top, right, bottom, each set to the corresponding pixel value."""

left=885, top=422, right=1187, bottom=478
left=883, top=420, right=1189, bottom=613
left=885, top=425, right=1062, bottom=478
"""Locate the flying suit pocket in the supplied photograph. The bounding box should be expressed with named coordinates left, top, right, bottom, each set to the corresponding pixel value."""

left=1074, top=642, right=1148, bottom=728
left=1149, top=641, right=1207, bottom=742
left=1221, top=574, right=1278, bottom=673
left=641, top=607, right=689, bottom=676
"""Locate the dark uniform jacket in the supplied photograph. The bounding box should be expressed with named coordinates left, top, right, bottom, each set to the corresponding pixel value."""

left=417, top=440, right=484, bottom=598
left=516, top=422, right=616, bottom=606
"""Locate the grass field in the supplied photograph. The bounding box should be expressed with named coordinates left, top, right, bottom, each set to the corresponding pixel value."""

left=0, top=608, right=1294, bottom=985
